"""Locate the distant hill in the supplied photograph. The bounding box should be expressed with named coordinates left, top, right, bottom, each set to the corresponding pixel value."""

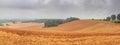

left=44, top=20, right=120, bottom=33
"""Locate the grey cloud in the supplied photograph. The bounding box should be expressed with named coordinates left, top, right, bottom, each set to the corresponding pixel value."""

left=0, top=0, right=120, bottom=19
left=0, top=0, right=114, bottom=10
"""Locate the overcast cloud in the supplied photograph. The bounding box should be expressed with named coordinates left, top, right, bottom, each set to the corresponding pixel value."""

left=0, top=0, right=120, bottom=19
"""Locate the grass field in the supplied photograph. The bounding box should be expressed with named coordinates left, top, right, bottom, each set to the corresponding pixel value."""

left=6, top=22, right=44, bottom=30
left=0, top=20, right=120, bottom=45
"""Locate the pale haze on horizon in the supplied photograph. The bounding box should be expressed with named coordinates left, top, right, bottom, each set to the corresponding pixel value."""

left=0, top=0, right=120, bottom=19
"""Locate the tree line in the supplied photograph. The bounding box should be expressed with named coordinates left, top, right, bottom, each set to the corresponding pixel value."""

left=45, top=17, right=80, bottom=27
left=22, top=17, right=80, bottom=27
left=106, top=14, right=120, bottom=23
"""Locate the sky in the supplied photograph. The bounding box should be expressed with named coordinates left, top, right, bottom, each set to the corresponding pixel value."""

left=0, top=0, right=120, bottom=19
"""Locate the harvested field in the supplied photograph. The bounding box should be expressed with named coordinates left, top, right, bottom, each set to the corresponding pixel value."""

left=0, top=20, right=120, bottom=45
left=6, top=22, right=44, bottom=30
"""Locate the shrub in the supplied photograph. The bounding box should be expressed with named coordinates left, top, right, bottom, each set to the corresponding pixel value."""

left=114, top=20, right=120, bottom=23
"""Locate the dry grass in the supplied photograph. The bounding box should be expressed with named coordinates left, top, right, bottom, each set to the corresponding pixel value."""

left=6, top=22, right=44, bottom=30
left=0, top=30, right=120, bottom=45
left=0, top=20, right=120, bottom=45
left=44, top=20, right=120, bottom=33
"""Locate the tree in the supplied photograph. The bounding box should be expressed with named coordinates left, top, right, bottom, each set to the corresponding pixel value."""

left=106, top=17, right=111, bottom=21
left=44, top=19, right=65, bottom=27
left=111, top=14, right=116, bottom=21
left=117, top=14, right=120, bottom=20
left=65, top=17, right=80, bottom=22
left=91, top=18, right=94, bottom=20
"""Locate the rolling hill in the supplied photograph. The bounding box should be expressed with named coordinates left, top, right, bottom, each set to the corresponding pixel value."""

left=0, top=20, right=120, bottom=45
left=6, top=22, right=44, bottom=30
left=44, top=20, right=120, bottom=32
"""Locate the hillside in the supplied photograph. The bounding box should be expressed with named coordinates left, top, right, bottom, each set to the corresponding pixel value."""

left=6, top=22, right=44, bottom=30
left=0, top=27, right=120, bottom=45
left=0, top=20, right=120, bottom=45
left=44, top=20, right=120, bottom=33
left=5, top=20, right=120, bottom=33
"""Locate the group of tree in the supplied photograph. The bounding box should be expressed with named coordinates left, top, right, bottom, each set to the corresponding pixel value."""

left=65, top=17, right=80, bottom=23
left=44, top=19, right=65, bottom=27
left=44, top=17, right=80, bottom=27
left=106, top=14, right=120, bottom=23
left=22, top=17, right=80, bottom=27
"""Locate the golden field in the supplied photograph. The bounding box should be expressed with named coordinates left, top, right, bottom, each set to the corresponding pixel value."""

left=0, top=20, right=120, bottom=45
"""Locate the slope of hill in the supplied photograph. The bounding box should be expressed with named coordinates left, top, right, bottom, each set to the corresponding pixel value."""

left=0, top=27, right=120, bottom=45
left=44, top=20, right=120, bottom=33
left=6, top=22, right=44, bottom=30
left=0, top=20, right=120, bottom=45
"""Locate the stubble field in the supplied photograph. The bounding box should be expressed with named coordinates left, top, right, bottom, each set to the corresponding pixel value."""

left=0, top=20, right=120, bottom=45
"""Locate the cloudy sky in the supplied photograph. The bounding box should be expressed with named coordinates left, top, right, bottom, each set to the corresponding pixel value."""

left=0, top=0, right=120, bottom=19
